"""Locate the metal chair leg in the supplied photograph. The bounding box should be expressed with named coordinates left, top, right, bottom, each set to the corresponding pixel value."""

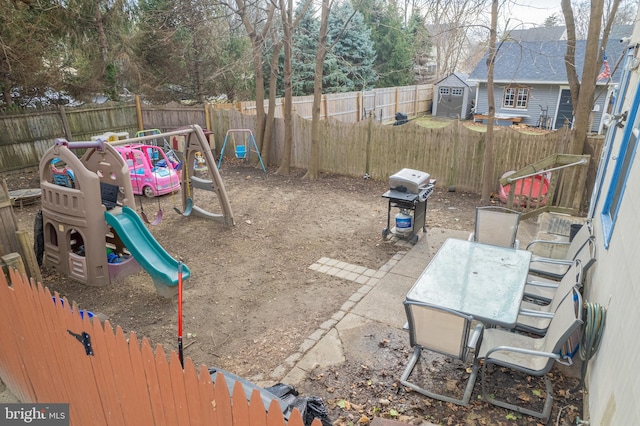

left=400, top=347, right=479, bottom=406
left=481, top=360, right=553, bottom=421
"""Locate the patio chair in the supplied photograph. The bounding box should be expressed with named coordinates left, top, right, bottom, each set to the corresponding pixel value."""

left=400, top=300, right=484, bottom=406
left=516, top=259, right=582, bottom=335
left=527, top=220, right=593, bottom=280
left=477, top=287, right=583, bottom=421
left=524, top=238, right=595, bottom=303
left=468, top=206, right=521, bottom=249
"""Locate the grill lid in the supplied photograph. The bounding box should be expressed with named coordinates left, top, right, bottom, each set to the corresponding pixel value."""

left=389, top=168, right=431, bottom=194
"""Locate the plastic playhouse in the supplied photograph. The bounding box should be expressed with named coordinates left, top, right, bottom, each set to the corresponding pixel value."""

left=39, top=138, right=190, bottom=297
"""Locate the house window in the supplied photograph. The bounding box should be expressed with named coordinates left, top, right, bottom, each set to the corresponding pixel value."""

left=439, top=87, right=450, bottom=95
left=503, top=86, right=529, bottom=109
left=601, top=84, right=640, bottom=248
left=589, top=47, right=635, bottom=220
left=452, top=88, right=463, bottom=96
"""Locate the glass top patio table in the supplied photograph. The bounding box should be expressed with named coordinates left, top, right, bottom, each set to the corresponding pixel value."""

left=405, top=238, right=532, bottom=328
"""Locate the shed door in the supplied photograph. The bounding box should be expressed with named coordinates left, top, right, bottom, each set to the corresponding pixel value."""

left=437, top=87, right=464, bottom=118
left=555, top=89, right=573, bottom=129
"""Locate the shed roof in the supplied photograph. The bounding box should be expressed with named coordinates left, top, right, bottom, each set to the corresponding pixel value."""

left=435, top=72, right=473, bottom=87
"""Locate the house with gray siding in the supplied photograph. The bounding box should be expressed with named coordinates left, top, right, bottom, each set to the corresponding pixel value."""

left=468, top=26, right=632, bottom=132
left=579, top=17, right=640, bottom=423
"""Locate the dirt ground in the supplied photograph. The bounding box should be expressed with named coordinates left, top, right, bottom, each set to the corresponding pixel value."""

left=2, top=161, right=582, bottom=425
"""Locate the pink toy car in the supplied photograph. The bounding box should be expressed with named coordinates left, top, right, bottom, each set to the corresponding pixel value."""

left=116, top=144, right=181, bottom=197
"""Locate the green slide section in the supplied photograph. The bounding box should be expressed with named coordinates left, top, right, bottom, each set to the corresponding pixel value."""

left=105, top=206, right=190, bottom=286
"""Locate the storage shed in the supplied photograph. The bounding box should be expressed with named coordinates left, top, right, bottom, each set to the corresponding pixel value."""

left=432, top=73, right=476, bottom=120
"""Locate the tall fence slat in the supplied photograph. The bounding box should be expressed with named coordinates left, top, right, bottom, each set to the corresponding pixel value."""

left=197, top=364, right=218, bottom=424
left=248, top=388, right=269, bottom=426
left=1, top=277, right=36, bottom=403
left=183, top=358, right=205, bottom=425
left=155, top=344, right=179, bottom=425
left=168, top=351, right=191, bottom=426
left=115, top=326, right=151, bottom=426
left=213, top=373, right=234, bottom=424
left=127, top=332, right=157, bottom=425
left=232, top=381, right=251, bottom=424
left=91, top=320, right=128, bottom=425
left=140, top=338, right=168, bottom=426
left=266, top=399, right=288, bottom=426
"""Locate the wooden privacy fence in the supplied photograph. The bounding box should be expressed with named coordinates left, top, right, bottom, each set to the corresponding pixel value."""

left=1, top=98, right=604, bottom=201
left=0, top=104, right=139, bottom=172
left=0, top=84, right=432, bottom=172
left=0, top=268, right=321, bottom=426
left=208, top=110, right=604, bottom=196
left=214, top=84, right=433, bottom=123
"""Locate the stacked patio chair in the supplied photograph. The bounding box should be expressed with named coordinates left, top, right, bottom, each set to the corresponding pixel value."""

left=527, top=220, right=594, bottom=280
left=468, top=206, right=521, bottom=249
left=477, top=287, right=583, bottom=421
left=516, top=259, right=582, bottom=336
left=524, top=237, right=595, bottom=303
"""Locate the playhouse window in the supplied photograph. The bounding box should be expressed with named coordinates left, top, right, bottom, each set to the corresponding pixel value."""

left=46, top=223, right=58, bottom=247
left=451, top=88, right=463, bottom=96
left=69, top=229, right=85, bottom=256
left=439, top=87, right=450, bottom=96
left=503, top=86, right=529, bottom=109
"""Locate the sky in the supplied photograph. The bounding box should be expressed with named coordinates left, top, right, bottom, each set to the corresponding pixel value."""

left=502, top=0, right=564, bottom=29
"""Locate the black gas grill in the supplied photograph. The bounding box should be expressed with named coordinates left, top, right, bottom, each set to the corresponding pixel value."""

left=382, top=169, right=435, bottom=244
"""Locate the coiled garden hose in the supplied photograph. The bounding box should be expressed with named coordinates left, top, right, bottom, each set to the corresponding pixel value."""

left=579, top=302, right=607, bottom=387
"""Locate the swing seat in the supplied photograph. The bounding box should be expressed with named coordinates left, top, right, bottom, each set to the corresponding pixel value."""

left=235, top=145, right=247, bottom=159
left=141, top=208, right=163, bottom=225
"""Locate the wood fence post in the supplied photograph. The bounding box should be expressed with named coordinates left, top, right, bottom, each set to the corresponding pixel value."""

left=0, top=180, right=21, bottom=257
left=205, top=103, right=211, bottom=131
left=357, top=92, right=362, bottom=122
left=58, top=105, right=73, bottom=141
left=323, top=95, right=328, bottom=119
left=135, top=95, right=144, bottom=131
left=448, top=120, right=460, bottom=188
left=395, top=87, right=400, bottom=116
left=365, top=117, right=373, bottom=177
left=16, top=230, right=41, bottom=284
left=414, top=85, right=419, bottom=117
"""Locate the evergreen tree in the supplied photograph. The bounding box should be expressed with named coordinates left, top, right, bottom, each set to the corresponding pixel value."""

left=406, top=10, right=432, bottom=84
left=356, top=0, right=414, bottom=88
left=292, top=4, right=320, bottom=96
left=324, top=1, right=377, bottom=93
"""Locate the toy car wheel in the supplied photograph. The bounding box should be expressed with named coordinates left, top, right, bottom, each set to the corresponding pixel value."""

left=143, top=186, right=155, bottom=198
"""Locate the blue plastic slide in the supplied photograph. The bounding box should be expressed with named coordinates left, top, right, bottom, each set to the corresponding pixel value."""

left=104, top=206, right=190, bottom=286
